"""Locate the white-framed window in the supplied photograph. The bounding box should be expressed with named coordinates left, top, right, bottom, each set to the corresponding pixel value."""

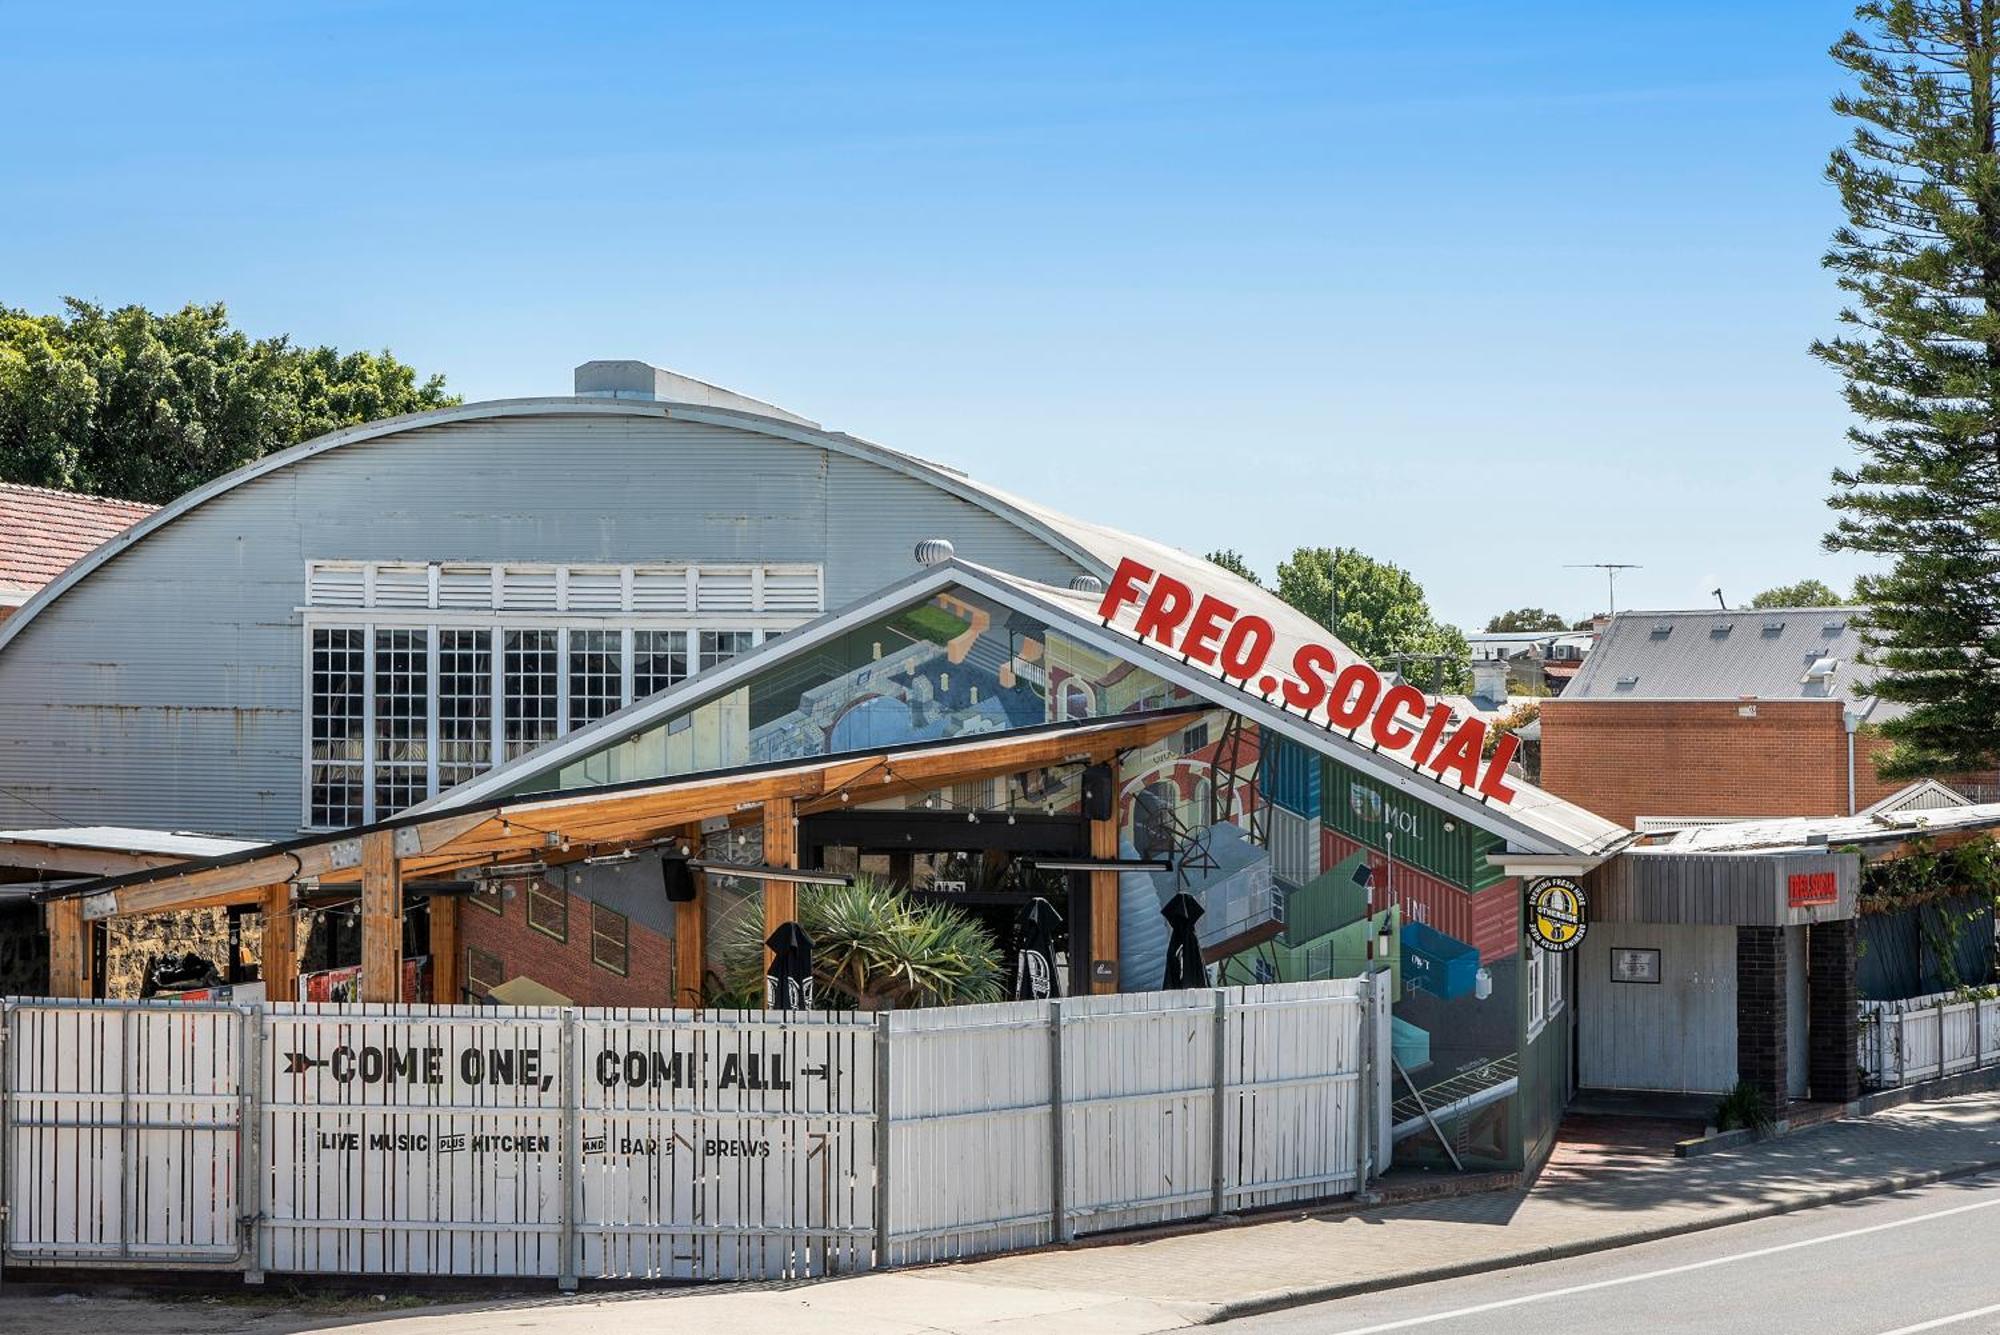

left=1527, top=946, right=1566, bottom=1037
left=699, top=629, right=755, bottom=672
left=634, top=629, right=688, bottom=698
left=568, top=628, right=622, bottom=730
left=300, top=561, right=822, bottom=828
left=308, top=627, right=367, bottom=827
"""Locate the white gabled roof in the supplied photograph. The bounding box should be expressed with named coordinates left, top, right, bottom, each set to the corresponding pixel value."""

left=421, top=559, right=1629, bottom=858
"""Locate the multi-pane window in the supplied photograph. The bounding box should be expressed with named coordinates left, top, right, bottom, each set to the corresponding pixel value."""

left=527, top=878, right=568, bottom=942
left=465, top=946, right=504, bottom=1000
left=569, top=630, right=622, bottom=730
left=303, top=562, right=815, bottom=827
left=309, top=628, right=367, bottom=827
left=504, top=629, right=560, bottom=760
left=633, top=629, right=688, bottom=699
left=592, top=902, right=630, bottom=976
left=373, top=628, right=430, bottom=815
left=699, top=629, right=755, bottom=672
left=437, top=629, right=492, bottom=789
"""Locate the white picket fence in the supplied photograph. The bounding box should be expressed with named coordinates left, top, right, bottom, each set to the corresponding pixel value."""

left=0, top=978, right=1384, bottom=1284
left=1859, top=990, right=2000, bottom=1090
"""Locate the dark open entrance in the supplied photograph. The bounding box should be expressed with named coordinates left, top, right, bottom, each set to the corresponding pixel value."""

left=801, top=810, right=1091, bottom=995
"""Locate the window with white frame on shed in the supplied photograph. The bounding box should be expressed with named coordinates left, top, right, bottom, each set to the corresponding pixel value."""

left=300, top=560, right=821, bottom=828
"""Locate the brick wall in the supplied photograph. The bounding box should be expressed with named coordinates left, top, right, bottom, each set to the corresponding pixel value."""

left=1538, top=699, right=1910, bottom=828
left=457, top=876, right=675, bottom=1007
left=1736, top=925, right=1788, bottom=1121
left=1808, top=918, right=1860, bottom=1103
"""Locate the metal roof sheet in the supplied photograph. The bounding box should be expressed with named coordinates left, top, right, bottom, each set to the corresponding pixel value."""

left=1663, top=802, right=2000, bottom=852
left=1561, top=606, right=1885, bottom=714
left=0, top=826, right=260, bottom=858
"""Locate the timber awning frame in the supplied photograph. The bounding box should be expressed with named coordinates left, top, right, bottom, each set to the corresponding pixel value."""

left=39, top=706, right=1206, bottom=922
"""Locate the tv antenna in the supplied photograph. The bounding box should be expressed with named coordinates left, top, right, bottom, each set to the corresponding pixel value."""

left=1565, top=562, right=1641, bottom=615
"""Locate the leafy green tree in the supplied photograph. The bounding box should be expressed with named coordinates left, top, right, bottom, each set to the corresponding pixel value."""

left=1483, top=607, right=1570, bottom=633
left=1274, top=546, right=1471, bottom=690
left=1813, top=2, right=2000, bottom=780
left=1749, top=579, right=1847, bottom=609
left=0, top=298, right=455, bottom=504
left=1205, top=548, right=1263, bottom=587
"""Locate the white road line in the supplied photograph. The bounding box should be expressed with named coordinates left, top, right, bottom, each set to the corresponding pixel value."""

left=1312, top=1181, right=2000, bottom=1335
left=1872, top=1303, right=2000, bottom=1335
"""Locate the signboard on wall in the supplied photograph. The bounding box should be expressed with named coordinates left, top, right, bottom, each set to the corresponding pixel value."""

left=1787, top=871, right=1839, bottom=908
left=1525, top=877, right=1587, bottom=953
left=1610, top=947, right=1662, bottom=984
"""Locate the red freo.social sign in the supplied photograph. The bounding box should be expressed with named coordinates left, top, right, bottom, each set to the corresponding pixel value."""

left=1095, top=557, right=1520, bottom=802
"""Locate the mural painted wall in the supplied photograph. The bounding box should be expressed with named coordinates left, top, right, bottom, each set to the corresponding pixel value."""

left=511, top=584, right=1529, bottom=1168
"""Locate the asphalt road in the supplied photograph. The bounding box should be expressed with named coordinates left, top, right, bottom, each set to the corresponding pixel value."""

left=1219, top=1169, right=2000, bottom=1335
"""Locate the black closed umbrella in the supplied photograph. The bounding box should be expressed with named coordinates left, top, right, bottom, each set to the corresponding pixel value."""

left=1012, top=897, right=1063, bottom=1001
left=1161, top=892, right=1208, bottom=990
left=766, top=921, right=815, bottom=1011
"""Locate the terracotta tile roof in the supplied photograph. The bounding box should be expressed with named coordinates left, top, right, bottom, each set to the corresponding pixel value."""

left=0, top=483, right=157, bottom=600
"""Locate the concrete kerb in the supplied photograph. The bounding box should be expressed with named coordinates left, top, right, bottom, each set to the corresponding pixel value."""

left=1196, top=1156, right=2000, bottom=1325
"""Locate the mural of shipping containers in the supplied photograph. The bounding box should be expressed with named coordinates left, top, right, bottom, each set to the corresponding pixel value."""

left=1320, top=757, right=1506, bottom=893
left=1321, top=831, right=1517, bottom=964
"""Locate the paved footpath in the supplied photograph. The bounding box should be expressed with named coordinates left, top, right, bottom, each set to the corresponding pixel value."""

left=7, top=1090, right=2000, bottom=1335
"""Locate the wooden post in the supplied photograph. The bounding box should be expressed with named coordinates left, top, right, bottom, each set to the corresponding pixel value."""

left=763, top=798, right=798, bottom=977
left=261, top=883, right=298, bottom=1003
left=675, top=825, right=706, bottom=1009
left=46, top=897, right=89, bottom=998
left=1090, top=814, right=1119, bottom=994
left=359, top=829, right=403, bottom=1003
left=429, top=892, right=460, bottom=1005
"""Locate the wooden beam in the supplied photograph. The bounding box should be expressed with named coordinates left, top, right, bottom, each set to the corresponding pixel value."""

left=674, top=824, right=705, bottom=1010
left=359, top=829, right=403, bottom=1003
left=261, top=883, right=297, bottom=1003
left=46, top=897, right=89, bottom=998
left=1090, top=814, right=1120, bottom=995
left=762, top=797, right=798, bottom=983
left=429, top=892, right=460, bottom=1005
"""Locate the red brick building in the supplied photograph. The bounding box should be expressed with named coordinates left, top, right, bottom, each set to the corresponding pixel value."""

left=1539, top=606, right=1925, bottom=829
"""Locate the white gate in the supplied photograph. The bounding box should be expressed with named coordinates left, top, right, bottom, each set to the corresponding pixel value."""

left=3, top=1001, right=247, bottom=1267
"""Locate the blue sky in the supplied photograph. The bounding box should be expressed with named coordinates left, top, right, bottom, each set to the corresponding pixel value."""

left=2, top=2, right=1865, bottom=627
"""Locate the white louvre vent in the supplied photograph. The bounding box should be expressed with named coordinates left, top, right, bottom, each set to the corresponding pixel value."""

left=437, top=565, right=495, bottom=610
left=696, top=569, right=755, bottom=612
left=631, top=567, right=690, bottom=612
left=499, top=567, right=559, bottom=610
left=763, top=569, right=822, bottom=613
left=306, top=562, right=367, bottom=607
left=566, top=568, right=623, bottom=611
left=374, top=563, right=432, bottom=609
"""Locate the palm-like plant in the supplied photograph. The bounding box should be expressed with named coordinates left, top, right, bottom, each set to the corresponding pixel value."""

left=719, top=874, right=1004, bottom=1010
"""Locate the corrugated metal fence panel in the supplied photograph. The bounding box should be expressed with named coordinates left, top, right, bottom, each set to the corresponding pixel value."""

left=1060, top=989, right=1220, bottom=1236
left=1319, top=757, right=1504, bottom=891
left=886, top=1000, right=1054, bottom=1265
left=574, top=1008, right=875, bottom=1281
left=5, top=1001, right=242, bottom=1264
left=260, top=1003, right=570, bottom=1278
left=1221, top=981, right=1363, bottom=1212
left=1258, top=728, right=1321, bottom=817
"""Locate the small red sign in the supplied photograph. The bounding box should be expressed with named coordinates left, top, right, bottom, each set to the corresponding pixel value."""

left=1787, top=872, right=1838, bottom=908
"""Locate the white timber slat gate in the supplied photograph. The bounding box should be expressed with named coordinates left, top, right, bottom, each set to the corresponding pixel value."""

left=1859, top=991, right=2000, bottom=1090
left=2, top=980, right=1380, bottom=1283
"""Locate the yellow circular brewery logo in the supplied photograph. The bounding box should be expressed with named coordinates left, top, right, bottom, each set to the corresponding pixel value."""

left=1527, top=877, right=1587, bottom=953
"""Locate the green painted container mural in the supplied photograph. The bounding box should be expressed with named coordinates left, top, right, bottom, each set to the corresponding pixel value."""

left=1319, top=756, right=1505, bottom=892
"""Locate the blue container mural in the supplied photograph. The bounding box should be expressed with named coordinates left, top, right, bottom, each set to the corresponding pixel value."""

left=1400, top=920, right=1480, bottom=1002
left=1258, top=727, right=1321, bottom=817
